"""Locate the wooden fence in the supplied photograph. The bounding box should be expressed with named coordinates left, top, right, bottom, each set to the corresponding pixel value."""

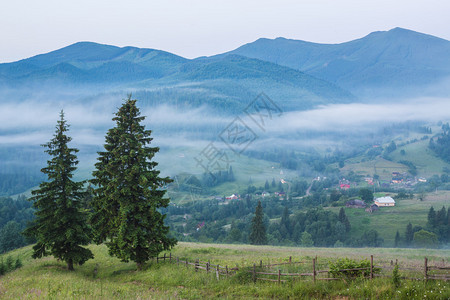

left=154, top=253, right=449, bottom=283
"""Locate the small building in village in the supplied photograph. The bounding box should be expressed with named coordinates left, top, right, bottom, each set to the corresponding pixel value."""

left=365, top=204, right=380, bottom=213
left=374, top=196, right=395, bottom=207
left=345, top=199, right=366, bottom=208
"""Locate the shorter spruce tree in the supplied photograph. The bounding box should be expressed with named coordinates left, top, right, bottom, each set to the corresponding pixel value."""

left=24, top=111, right=93, bottom=270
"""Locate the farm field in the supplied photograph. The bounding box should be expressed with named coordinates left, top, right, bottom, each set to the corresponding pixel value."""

left=327, top=191, right=450, bottom=246
left=1, top=242, right=448, bottom=299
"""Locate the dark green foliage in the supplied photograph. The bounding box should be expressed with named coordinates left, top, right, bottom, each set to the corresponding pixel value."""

left=249, top=201, right=267, bottom=245
left=359, top=188, right=374, bottom=204
left=338, top=207, right=351, bottom=232
left=280, top=206, right=290, bottom=238
left=394, top=230, right=401, bottom=247
left=329, top=258, right=377, bottom=279
left=429, top=123, right=450, bottom=162
left=14, top=257, right=22, bottom=269
left=300, top=231, right=314, bottom=247
left=90, top=97, right=176, bottom=269
left=427, top=207, right=437, bottom=228
left=386, top=141, right=397, bottom=153
left=5, top=255, right=13, bottom=271
left=0, top=196, right=34, bottom=253
left=425, top=206, right=449, bottom=244
left=413, top=230, right=438, bottom=248
left=201, top=168, right=235, bottom=188
left=0, top=255, right=23, bottom=276
left=0, top=221, right=26, bottom=253
left=405, top=223, right=414, bottom=246
left=392, top=264, right=401, bottom=287
left=0, top=259, right=4, bottom=275
left=23, top=111, right=93, bottom=270
left=358, top=229, right=384, bottom=247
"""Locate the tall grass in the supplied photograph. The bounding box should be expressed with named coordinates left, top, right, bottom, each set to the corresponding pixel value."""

left=0, top=243, right=448, bottom=299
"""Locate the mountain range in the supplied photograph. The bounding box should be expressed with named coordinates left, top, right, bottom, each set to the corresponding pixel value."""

left=223, top=27, right=450, bottom=97
left=1, top=27, right=448, bottom=113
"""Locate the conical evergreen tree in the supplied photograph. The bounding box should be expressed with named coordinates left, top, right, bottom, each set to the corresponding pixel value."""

left=249, top=201, right=267, bottom=245
left=338, top=207, right=351, bottom=232
left=90, top=97, right=176, bottom=270
left=280, top=206, right=290, bottom=238
left=23, top=111, right=93, bottom=270
left=394, top=230, right=401, bottom=247
left=405, top=223, right=414, bottom=246
left=427, top=206, right=437, bottom=228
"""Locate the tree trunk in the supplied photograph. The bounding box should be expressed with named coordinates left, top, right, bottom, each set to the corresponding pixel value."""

left=68, top=259, right=74, bottom=271
left=137, top=262, right=142, bottom=271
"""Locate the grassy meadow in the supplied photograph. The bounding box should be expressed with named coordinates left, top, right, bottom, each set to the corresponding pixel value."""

left=327, top=190, right=450, bottom=246
left=1, top=242, right=449, bottom=299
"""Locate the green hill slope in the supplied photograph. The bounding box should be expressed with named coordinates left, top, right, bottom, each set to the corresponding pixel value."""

left=1, top=243, right=448, bottom=299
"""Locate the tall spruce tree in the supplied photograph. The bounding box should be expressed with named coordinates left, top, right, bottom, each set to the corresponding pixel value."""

left=394, top=230, right=401, bottom=247
left=90, top=97, right=176, bottom=270
left=23, top=111, right=93, bottom=270
left=405, top=223, right=414, bottom=246
left=338, top=207, right=351, bottom=232
left=249, top=201, right=267, bottom=245
left=427, top=207, right=437, bottom=228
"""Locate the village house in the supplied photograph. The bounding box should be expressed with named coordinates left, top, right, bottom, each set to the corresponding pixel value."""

left=225, top=194, right=239, bottom=200
left=365, top=204, right=379, bottom=213
left=374, top=196, right=395, bottom=207
left=345, top=199, right=366, bottom=208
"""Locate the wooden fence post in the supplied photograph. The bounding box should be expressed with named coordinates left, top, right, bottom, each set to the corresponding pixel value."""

left=169, top=253, right=172, bottom=262
left=207, top=262, right=210, bottom=273
left=313, top=258, right=316, bottom=283
left=216, top=265, right=220, bottom=281
left=424, top=257, right=428, bottom=282
left=289, top=256, right=292, bottom=263
left=253, top=264, right=256, bottom=283
left=156, top=256, right=159, bottom=263
left=278, top=269, right=281, bottom=284
left=186, top=259, right=188, bottom=268
left=163, top=253, right=166, bottom=261
left=260, top=260, right=263, bottom=268
left=195, top=259, right=199, bottom=272
left=370, top=255, right=373, bottom=280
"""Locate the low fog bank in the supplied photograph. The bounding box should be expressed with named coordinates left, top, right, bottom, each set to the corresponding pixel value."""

left=1, top=95, right=449, bottom=151
left=0, top=96, right=449, bottom=185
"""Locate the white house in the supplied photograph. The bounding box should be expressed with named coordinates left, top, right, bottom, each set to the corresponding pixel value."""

left=374, top=196, right=395, bottom=207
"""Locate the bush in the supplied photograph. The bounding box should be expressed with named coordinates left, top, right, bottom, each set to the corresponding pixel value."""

left=0, top=256, right=23, bottom=276
left=329, top=258, right=379, bottom=279
left=0, top=258, right=5, bottom=275
left=392, top=264, right=401, bottom=288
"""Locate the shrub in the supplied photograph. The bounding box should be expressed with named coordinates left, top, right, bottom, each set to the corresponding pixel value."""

left=0, top=258, right=5, bottom=275
left=329, top=258, right=379, bottom=279
left=392, top=264, right=401, bottom=288
left=15, top=256, right=23, bottom=269
left=6, top=255, right=13, bottom=271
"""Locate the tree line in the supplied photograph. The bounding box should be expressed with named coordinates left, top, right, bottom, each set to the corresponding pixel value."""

left=164, top=194, right=384, bottom=248
left=394, top=206, right=449, bottom=248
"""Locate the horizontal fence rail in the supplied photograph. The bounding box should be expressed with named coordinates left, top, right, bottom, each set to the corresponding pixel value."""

left=154, top=253, right=449, bottom=283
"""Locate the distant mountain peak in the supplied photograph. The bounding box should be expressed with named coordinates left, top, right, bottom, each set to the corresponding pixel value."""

left=224, top=28, right=450, bottom=98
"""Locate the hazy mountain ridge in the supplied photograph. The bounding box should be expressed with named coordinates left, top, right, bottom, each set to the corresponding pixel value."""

left=0, top=41, right=354, bottom=112
left=225, top=27, right=450, bottom=97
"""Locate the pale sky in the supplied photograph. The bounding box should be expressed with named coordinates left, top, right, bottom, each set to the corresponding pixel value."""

left=1, top=0, right=449, bottom=63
